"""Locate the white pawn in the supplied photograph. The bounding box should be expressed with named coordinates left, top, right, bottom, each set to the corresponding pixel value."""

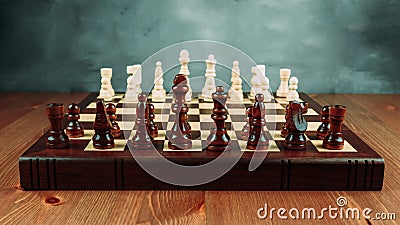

left=258, top=65, right=272, bottom=102
left=98, top=68, right=114, bottom=101
left=228, top=61, right=243, bottom=102
left=125, top=65, right=142, bottom=102
left=277, top=68, right=291, bottom=97
left=179, top=50, right=192, bottom=101
left=287, top=77, right=299, bottom=101
left=151, top=61, right=166, bottom=102
left=201, top=54, right=217, bottom=102
left=250, top=66, right=263, bottom=98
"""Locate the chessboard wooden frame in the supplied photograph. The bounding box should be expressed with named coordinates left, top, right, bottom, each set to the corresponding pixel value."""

left=18, top=93, right=384, bottom=190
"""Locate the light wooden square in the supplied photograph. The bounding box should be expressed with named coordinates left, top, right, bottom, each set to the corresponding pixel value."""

left=84, top=139, right=127, bottom=152
left=310, top=140, right=357, bottom=153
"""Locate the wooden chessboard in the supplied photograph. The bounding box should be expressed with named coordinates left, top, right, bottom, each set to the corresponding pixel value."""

left=18, top=92, right=384, bottom=190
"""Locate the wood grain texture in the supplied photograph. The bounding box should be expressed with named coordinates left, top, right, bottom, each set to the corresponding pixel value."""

left=0, top=93, right=399, bottom=225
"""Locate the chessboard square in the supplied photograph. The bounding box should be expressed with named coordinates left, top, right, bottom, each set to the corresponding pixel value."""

left=275, top=98, right=304, bottom=104
left=84, top=139, right=127, bottom=152
left=305, top=108, right=319, bottom=116
left=163, top=140, right=203, bottom=151
left=166, top=122, right=200, bottom=130
left=266, top=115, right=286, bottom=122
left=226, top=99, right=252, bottom=104
left=307, top=122, right=321, bottom=131
left=152, top=102, right=172, bottom=109
left=199, top=102, right=214, bottom=109
left=188, top=109, right=200, bottom=115
left=80, top=114, right=96, bottom=122
left=231, top=121, right=246, bottom=131
left=238, top=140, right=280, bottom=152
left=187, top=103, right=199, bottom=108
left=311, top=140, right=357, bottom=153
left=113, top=93, right=124, bottom=99
left=228, top=108, right=246, bottom=115
left=200, top=109, right=213, bottom=114
left=155, top=114, right=170, bottom=123
left=86, top=102, right=97, bottom=109
left=265, top=103, right=284, bottom=110
left=199, top=114, right=213, bottom=122
left=270, top=130, right=285, bottom=141
left=190, top=122, right=201, bottom=130
left=66, top=129, right=95, bottom=140
left=119, top=121, right=135, bottom=130
left=116, top=108, right=136, bottom=114
left=153, top=130, right=166, bottom=140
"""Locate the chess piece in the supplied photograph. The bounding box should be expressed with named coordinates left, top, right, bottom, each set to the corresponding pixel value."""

left=66, top=103, right=84, bottom=138
left=316, top=105, right=330, bottom=140
left=277, top=68, right=291, bottom=97
left=201, top=54, right=217, bottom=102
left=151, top=61, right=166, bottom=102
left=92, top=100, right=114, bottom=149
left=46, top=103, right=69, bottom=149
left=206, top=86, right=230, bottom=151
left=98, top=68, right=114, bottom=101
left=125, top=65, right=142, bottom=102
left=246, top=94, right=269, bottom=150
left=250, top=66, right=262, bottom=98
left=281, top=104, right=290, bottom=138
left=146, top=103, right=158, bottom=137
left=228, top=60, right=243, bottom=102
left=323, top=105, right=346, bottom=150
left=105, top=103, right=121, bottom=138
left=287, top=77, right=299, bottom=101
left=284, top=101, right=308, bottom=150
left=132, top=94, right=153, bottom=149
left=241, top=106, right=253, bottom=140
left=168, top=74, right=192, bottom=150
left=179, top=50, right=192, bottom=101
left=258, top=65, right=273, bottom=102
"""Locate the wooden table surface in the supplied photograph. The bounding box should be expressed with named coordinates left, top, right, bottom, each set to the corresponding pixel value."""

left=0, top=93, right=399, bottom=225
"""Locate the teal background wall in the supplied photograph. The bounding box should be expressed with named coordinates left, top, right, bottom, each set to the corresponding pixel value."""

left=0, top=0, right=399, bottom=93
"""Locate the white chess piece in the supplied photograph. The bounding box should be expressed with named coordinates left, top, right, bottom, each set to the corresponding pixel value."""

left=151, top=61, right=166, bottom=102
left=287, top=76, right=299, bottom=101
left=228, top=60, right=243, bottom=102
left=250, top=66, right=263, bottom=98
left=277, top=68, right=291, bottom=97
left=125, top=65, right=142, bottom=102
left=179, top=50, right=192, bottom=101
left=201, top=54, right=217, bottom=102
left=98, top=68, right=114, bottom=101
left=258, top=65, right=272, bottom=102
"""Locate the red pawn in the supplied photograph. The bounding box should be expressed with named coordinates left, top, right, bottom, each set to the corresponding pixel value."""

left=66, top=103, right=84, bottom=138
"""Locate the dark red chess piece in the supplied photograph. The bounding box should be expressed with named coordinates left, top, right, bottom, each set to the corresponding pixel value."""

left=241, top=106, right=253, bottom=141
left=105, top=103, right=121, bottom=138
left=146, top=103, right=158, bottom=137
left=92, top=100, right=114, bottom=149
left=66, top=103, right=84, bottom=138
left=132, top=94, right=153, bottom=149
left=316, top=105, right=330, bottom=140
left=323, top=105, right=346, bottom=150
left=246, top=94, right=269, bottom=150
left=281, top=104, right=290, bottom=138
left=168, top=74, right=192, bottom=150
left=284, top=101, right=308, bottom=150
left=46, top=103, right=69, bottom=149
left=206, top=86, right=230, bottom=151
